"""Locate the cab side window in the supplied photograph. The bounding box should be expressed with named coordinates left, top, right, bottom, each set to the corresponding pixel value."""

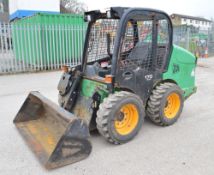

left=119, top=20, right=153, bottom=71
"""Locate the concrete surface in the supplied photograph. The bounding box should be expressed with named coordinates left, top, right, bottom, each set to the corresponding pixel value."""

left=0, top=58, right=214, bottom=175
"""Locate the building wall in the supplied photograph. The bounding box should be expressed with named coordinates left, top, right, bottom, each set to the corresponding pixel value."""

left=171, top=16, right=182, bottom=26
left=180, top=18, right=211, bottom=30
left=9, top=0, right=18, bottom=14
left=171, top=15, right=212, bottom=31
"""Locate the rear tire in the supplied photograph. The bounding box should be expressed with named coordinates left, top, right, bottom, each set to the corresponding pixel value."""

left=146, top=82, right=184, bottom=126
left=96, top=91, right=145, bottom=144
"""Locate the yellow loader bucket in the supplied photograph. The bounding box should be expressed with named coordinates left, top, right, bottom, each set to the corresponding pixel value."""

left=13, top=91, right=92, bottom=169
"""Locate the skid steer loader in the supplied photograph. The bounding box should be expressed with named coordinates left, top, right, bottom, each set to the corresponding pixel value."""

left=14, top=7, right=197, bottom=169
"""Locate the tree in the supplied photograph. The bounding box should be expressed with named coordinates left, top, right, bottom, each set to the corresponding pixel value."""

left=60, top=0, right=88, bottom=14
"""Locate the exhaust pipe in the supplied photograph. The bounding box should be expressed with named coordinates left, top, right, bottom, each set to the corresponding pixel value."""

left=13, top=91, right=92, bottom=169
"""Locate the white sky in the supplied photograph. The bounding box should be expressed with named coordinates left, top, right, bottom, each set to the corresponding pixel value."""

left=82, top=0, right=214, bottom=19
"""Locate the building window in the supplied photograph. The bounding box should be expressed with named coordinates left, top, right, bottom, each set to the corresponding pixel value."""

left=190, top=19, right=193, bottom=23
left=183, top=18, right=186, bottom=22
left=202, top=21, right=204, bottom=25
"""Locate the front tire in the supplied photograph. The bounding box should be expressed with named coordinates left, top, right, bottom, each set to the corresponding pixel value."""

left=96, top=91, right=145, bottom=144
left=146, top=82, right=184, bottom=126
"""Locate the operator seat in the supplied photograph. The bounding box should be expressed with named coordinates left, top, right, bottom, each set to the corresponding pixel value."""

left=127, top=41, right=151, bottom=62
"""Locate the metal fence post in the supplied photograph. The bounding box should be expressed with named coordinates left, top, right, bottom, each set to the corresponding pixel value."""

left=186, top=26, right=190, bottom=51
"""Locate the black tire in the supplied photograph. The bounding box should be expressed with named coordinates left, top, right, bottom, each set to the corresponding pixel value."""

left=96, top=91, right=145, bottom=144
left=146, top=82, right=184, bottom=126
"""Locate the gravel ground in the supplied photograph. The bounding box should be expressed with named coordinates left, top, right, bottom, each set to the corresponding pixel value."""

left=0, top=58, right=214, bottom=175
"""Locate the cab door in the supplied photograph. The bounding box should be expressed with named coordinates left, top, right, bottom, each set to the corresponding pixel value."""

left=115, top=11, right=172, bottom=102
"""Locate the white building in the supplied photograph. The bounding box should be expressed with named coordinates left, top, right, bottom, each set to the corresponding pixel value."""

left=170, top=13, right=212, bottom=31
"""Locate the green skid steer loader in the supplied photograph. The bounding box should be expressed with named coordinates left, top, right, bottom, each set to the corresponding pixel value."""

left=13, top=7, right=197, bottom=169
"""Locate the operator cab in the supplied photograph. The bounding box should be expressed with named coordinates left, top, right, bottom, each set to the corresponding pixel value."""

left=83, top=7, right=172, bottom=86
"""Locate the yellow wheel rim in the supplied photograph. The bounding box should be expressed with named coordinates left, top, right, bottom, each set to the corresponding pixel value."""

left=164, top=92, right=181, bottom=119
left=114, top=104, right=139, bottom=135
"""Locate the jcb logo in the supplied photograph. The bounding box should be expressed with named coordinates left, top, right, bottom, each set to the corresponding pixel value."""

left=173, top=64, right=180, bottom=74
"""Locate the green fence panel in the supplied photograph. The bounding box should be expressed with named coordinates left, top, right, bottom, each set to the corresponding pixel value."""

left=11, top=13, right=87, bottom=68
